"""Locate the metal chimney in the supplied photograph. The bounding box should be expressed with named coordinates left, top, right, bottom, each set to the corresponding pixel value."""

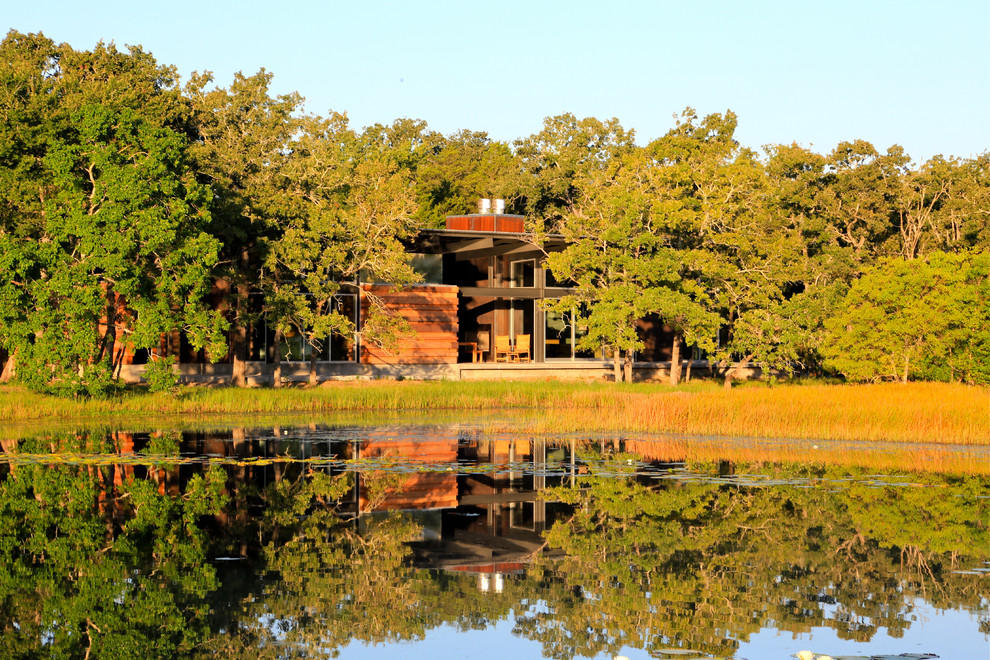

left=479, top=198, right=492, bottom=213
left=494, top=198, right=505, bottom=214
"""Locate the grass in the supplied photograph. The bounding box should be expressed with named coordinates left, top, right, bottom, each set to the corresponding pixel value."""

left=620, top=437, right=990, bottom=476
left=0, top=380, right=986, bottom=446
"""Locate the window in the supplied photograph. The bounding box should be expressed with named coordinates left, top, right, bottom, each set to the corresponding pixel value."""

left=510, top=259, right=535, bottom=288
left=271, top=294, right=358, bottom=363
left=410, top=253, right=443, bottom=284
left=545, top=268, right=575, bottom=288
left=544, top=307, right=604, bottom=360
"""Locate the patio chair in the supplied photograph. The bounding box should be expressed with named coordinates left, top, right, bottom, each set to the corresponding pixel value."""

left=494, top=335, right=513, bottom=362
left=475, top=331, right=490, bottom=363
left=514, top=334, right=531, bottom=362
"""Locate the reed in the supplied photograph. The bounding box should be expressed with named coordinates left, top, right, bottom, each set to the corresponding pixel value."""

left=620, top=437, right=990, bottom=476
left=0, top=381, right=985, bottom=446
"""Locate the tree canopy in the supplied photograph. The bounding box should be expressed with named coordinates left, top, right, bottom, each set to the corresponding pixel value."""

left=1, top=29, right=987, bottom=391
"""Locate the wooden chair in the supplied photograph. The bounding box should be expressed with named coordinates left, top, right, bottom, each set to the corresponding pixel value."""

left=514, top=334, right=531, bottom=362
left=494, top=335, right=513, bottom=362
left=476, top=331, right=490, bottom=363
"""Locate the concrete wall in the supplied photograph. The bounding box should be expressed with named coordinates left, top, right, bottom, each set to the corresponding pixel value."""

left=117, top=359, right=764, bottom=386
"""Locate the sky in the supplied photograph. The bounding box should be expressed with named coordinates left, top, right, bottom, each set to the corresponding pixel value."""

left=6, top=0, right=989, bottom=163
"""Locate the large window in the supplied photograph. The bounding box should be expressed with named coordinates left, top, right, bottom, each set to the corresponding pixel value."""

left=273, top=294, right=358, bottom=363
left=544, top=308, right=603, bottom=360
left=410, top=253, right=443, bottom=284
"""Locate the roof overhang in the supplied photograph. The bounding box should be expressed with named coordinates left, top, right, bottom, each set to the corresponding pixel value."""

left=407, top=228, right=568, bottom=258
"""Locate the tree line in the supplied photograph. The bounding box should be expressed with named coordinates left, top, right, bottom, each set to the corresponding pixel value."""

left=0, top=31, right=986, bottom=394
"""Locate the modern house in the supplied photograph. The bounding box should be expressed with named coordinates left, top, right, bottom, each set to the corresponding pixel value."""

left=114, top=200, right=703, bottom=384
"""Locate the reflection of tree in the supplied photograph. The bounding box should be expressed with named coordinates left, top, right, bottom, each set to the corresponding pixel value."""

left=1, top=433, right=986, bottom=660
left=520, top=459, right=989, bottom=658
left=0, top=433, right=227, bottom=658
left=199, top=466, right=528, bottom=658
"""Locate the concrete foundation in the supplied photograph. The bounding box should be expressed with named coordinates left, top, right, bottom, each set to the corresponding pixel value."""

left=120, top=360, right=765, bottom=386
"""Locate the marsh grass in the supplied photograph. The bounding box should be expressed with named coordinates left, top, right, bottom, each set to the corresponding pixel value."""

left=620, top=437, right=990, bottom=476
left=0, top=381, right=986, bottom=445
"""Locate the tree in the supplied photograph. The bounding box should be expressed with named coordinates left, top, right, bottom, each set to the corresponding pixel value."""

left=647, top=109, right=795, bottom=386
left=185, top=69, right=304, bottom=386
left=729, top=282, right=847, bottom=378
left=895, top=153, right=990, bottom=259
left=516, top=113, right=637, bottom=235
left=0, top=31, right=226, bottom=395
left=818, top=140, right=909, bottom=262
left=545, top=122, right=720, bottom=383
left=823, top=251, right=989, bottom=384
left=264, top=114, right=420, bottom=385
left=412, top=128, right=525, bottom=224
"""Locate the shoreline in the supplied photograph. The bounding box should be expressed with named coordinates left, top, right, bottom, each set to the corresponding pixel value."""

left=1, top=380, right=986, bottom=447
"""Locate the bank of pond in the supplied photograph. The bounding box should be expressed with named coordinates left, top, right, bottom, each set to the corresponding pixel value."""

left=0, top=380, right=987, bottom=447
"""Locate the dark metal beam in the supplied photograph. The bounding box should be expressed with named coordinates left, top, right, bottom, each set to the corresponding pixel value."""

left=454, top=241, right=544, bottom=260
left=458, top=286, right=568, bottom=300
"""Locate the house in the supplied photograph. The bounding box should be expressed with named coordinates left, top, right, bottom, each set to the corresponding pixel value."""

left=114, top=200, right=706, bottom=384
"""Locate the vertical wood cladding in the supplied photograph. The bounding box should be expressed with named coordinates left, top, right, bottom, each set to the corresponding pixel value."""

left=360, top=284, right=460, bottom=365
left=444, top=214, right=525, bottom=233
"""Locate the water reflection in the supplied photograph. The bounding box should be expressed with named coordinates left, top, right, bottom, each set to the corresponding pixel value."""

left=0, top=425, right=986, bottom=659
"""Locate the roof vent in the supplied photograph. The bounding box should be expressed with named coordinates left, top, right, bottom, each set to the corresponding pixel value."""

left=494, top=198, right=505, bottom=214
left=479, top=198, right=492, bottom=213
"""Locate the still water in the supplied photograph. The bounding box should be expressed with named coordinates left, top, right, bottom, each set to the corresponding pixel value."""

left=0, top=421, right=986, bottom=659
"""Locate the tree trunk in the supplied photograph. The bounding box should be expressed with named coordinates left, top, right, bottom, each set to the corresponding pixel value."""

left=0, top=351, right=15, bottom=383
left=273, top=328, right=283, bottom=388
left=613, top=347, right=622, bottom=383
left=112, top=344, right=125, bottom=380
left=230, top=283, right=250, bottom=387
left=685, top=355, right=693, bottom=383
left=669, top=332, right=682, bottom=386
left=724, top=354, right=753, bottom=389
left=308, top=341, right=319, bottom=387
left=101, top=287, right=117, bottom=375
left=623, top=351, right=633, bottom=383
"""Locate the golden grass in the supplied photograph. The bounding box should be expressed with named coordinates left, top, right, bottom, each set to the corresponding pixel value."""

left=621, top=437, right=990, bottom=476
left=0, top=381, right=986, bottom=446
left=586, top=381, right=989, bottom=445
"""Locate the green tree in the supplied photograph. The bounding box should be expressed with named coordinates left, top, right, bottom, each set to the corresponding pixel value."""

left=646, top=109, right=795, bottom=386
left=0, top=31, right=226, bottom=396
left=413, top=128, right=525, bottom=224
left=729, top=282, right=848, bottom=378
left=544, top=136, right=719, bottom=383
left=895, top=153, right=990, bottom=259
left=265, top=114, right=421, bottom=385
left=184, top=69, right=304, bottom=386
left=823, top=250, right=989, bottom=384
left=819, top=140, right=909, bottom=262
left=516, top=113, right=637, bottom=235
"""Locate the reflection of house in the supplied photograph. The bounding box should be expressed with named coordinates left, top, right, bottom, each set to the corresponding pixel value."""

left=117, top=200, right=710, bottom=384
left=356, top=436, right=459, bottom=512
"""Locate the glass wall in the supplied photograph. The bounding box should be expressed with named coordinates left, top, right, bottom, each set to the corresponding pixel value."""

left=410, top=253, right=443, bottom=284
left=544, top=308, right=603, bottom=360
left=271, top=294, right=359, bottom=363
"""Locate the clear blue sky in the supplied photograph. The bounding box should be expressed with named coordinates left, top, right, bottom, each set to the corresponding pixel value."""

left=7, top=0, right=989, bottom=163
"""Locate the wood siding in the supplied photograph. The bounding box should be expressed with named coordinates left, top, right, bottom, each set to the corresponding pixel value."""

left=360, top=284, right=459, bottom=365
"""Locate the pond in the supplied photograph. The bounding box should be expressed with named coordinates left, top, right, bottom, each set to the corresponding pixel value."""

left=0, top=419, right=987, bottom=659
